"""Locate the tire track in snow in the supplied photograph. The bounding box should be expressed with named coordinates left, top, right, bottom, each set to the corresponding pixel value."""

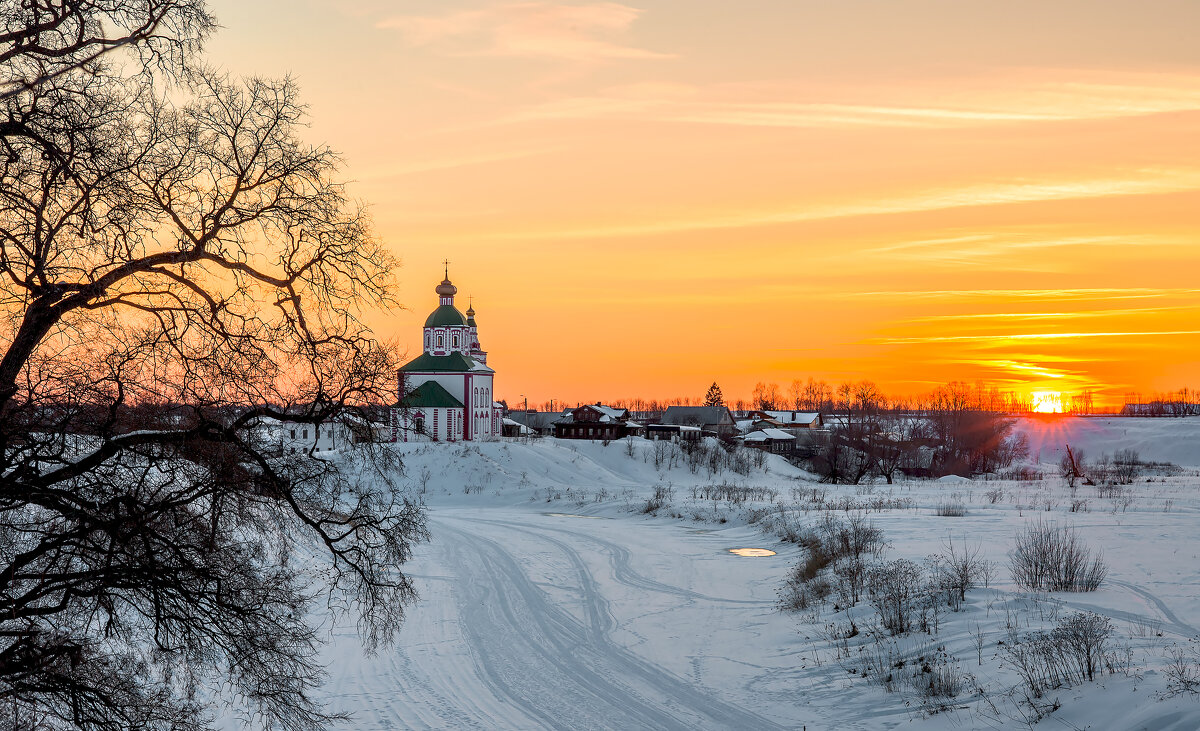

left=435, top=517, right=787, bottom=730
left=463, top=515, right=775, bottom=607
left=1108, top=580, right=1198, bottom=636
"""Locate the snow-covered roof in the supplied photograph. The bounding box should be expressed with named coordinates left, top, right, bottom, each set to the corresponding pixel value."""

left=762, top=411, right=821, bottom=425
left=743, top=428, right=796, bottom=442
left=590, top=404, right=627, bottom=419
left=502, top=417, right=532, bottom=433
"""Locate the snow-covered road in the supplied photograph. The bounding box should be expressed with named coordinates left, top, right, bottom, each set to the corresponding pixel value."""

left=319, top=506, right=811, bottom=730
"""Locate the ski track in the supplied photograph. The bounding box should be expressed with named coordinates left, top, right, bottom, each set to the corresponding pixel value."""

left=430, top=515, right=788, bottom=730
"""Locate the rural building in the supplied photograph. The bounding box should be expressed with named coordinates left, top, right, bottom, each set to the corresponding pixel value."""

left=660, top=406, right=737, bottom=438
left=741, top=428, right=796, bottom=454
left=554, top=404, right=645, bottom=440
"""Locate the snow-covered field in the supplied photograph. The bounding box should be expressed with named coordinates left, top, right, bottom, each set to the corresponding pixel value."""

left=221, top=418, right=1200, bottom=730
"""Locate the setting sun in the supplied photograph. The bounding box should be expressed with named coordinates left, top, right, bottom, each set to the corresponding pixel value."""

left=1031, top=391, right=1064, bottom=413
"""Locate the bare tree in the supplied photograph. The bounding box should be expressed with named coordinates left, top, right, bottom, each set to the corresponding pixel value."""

left=752, top=381, right=782, bottom=411
left=0, top=5, right=426, bottom=730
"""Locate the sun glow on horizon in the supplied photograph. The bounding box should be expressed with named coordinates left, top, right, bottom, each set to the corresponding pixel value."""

left=1031, top=391, right=1065, bottom=414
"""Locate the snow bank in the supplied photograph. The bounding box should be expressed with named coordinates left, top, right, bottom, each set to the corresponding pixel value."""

left=1014, top=416, right=1200, bottom=467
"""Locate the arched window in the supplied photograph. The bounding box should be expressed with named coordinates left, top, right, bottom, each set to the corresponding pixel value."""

left=436, top=332, right=444, bottom=348
left=452, top=333, right=459, bottom=348
left=474, top=387, right=479, bottom=406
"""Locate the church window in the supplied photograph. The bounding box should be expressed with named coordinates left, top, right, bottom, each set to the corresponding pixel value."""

left=452, top=333, right=459, bottom=348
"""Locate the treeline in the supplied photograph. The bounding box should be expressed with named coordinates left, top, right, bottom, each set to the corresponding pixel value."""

left=1121, top=388, right=1200, bottom=416
left=752, top=378, right=1074, bottom=415
left=809, top=382, right=1029, bottom=482
left=523, top=380, right=1198, bottom=418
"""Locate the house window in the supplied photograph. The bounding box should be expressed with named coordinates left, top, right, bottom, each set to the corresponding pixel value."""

left=290, top=429, right=296, bottom=439
left=302, top=429, right=308, bottom=439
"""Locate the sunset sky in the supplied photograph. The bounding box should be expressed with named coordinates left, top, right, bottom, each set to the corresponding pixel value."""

left=206, top=0, right=1200, bottom=407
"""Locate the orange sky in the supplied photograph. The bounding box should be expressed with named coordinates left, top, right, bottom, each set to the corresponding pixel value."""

left=206, top=0, right=1200, bottom=407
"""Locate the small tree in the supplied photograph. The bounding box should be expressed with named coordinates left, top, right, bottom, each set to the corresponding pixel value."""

left=703, top=381, right=724, bottom=407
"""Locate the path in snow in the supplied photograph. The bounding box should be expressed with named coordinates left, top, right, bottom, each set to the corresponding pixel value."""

left=319, top=507, right=805, bottom=730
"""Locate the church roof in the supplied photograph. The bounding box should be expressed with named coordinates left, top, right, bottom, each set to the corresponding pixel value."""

left=399, top=351, right=493, bottom=374
left=398, top=381, right=464, bottom=408
left=424, top=304, right=468, bottom=327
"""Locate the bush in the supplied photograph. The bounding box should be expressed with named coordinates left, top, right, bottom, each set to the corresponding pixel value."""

left=868, top=559, right=924, bottom=635
left=928, top=535, right=995, bottom=610
left=642, top=484, right=674, bottom=514
left=1004, top=612, right=1114, bottom=698
left=935, top=501, right=967, bottom=517
left=1010, top=521, right=1107, bottom=592
left=778, top=513, right=888, bottom=610
left=1165, top=641, right=1200, bottom=696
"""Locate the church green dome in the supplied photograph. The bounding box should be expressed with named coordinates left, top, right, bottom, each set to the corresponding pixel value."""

left=424, top=304, right=468, bottom=327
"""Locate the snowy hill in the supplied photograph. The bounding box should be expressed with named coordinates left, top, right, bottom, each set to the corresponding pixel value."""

left=1014, top=416, right=1200, bottom=467
left=215, top=431, right=1200, bottom=730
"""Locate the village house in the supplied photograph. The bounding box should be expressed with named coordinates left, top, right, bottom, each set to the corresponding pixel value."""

left=553, top=404, right=645, bottom=440
left=659, top=405, right=737, bottom=439
left=741, top=427, right=797, bottom=454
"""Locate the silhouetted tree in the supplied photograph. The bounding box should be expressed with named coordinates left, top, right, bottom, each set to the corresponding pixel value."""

left=703, top=381, right=724, bottom=407
left=0, top=4, right=426, bottom=729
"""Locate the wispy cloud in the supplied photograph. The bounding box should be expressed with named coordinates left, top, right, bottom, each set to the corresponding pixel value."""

left=490, top=72, right=1200, bottom=128
left=905, top=305, right=1196, bottom=323
left=872, top=330, right=1200, bottom=345
left=859, top=233, right=1186, bottom=262
left=458, top=168, right=1200, bottom=240
left=376, top=2, right=673, bottom=61
left=849, top=288, right=1200, bottom=302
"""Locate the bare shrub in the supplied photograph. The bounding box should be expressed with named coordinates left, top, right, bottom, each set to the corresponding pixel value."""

left=935, top=501, right=967, bottom=517
left=985, top=487, right=1004, bottom=504
left=868, top=559, right=924, bottom=635
left=1113, top=449, right=1141, bottom=484
left=1010, top=521, right=1107, bottom=592
left=1164, top=641, right=1200, bottom=696
left=642, top=484, right=675, bottom=514
left=928, top=535, right=995, bottom=609
left=778, top=573, right=833, bottom=611
left=1004, top=612, right=1114, bottom=699
left=778, top=513, right=887, bottom=611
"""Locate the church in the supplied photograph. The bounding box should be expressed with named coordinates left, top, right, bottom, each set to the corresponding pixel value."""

left=392, top=268, right=501, bottom=441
